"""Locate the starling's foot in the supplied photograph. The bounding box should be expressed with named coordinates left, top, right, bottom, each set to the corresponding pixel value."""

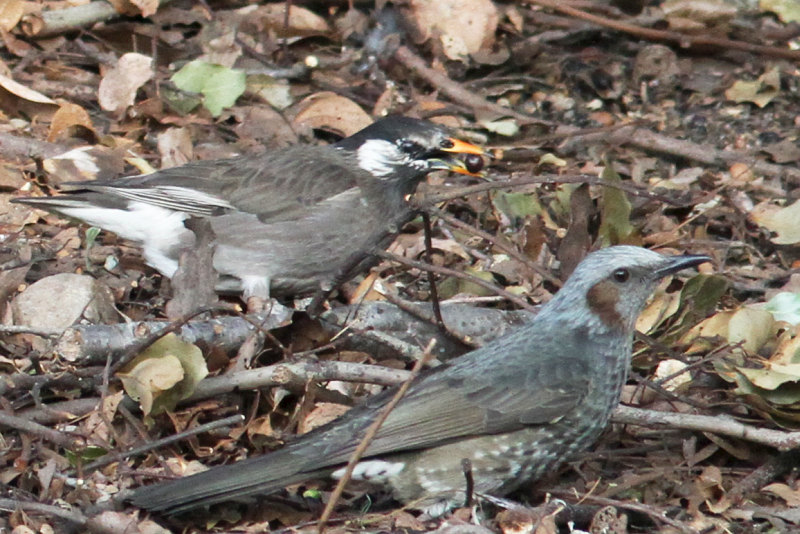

left=246, top=296, right=264, bottom=313
left=246, top=296, right=277, bottom=314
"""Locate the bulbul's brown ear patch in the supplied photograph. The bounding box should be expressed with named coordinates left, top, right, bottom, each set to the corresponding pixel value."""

left=586, top=280, right=622, bottom=328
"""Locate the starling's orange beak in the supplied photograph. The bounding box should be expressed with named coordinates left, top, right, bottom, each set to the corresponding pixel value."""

left=441, top=137, right=488, bottom=157
left=431, top=137, right=491, bottom=177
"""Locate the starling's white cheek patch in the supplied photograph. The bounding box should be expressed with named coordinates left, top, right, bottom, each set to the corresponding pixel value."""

left=332, top=460, right=405, bottom=481
left=56, top=202, right=189, bottom=277
left=356, top=139, right=404, bottom=177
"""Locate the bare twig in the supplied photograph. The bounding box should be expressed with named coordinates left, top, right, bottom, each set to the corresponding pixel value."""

left=420, top=173, right=679, bottom=205
left=317, top=340, right=437, bottom=533
left=0, top=411, right=83, bottom=449
left=189, top=360, right=411, bottom=402
left=56, top=305, right=292, bottom=364
left=527, top=0, right=800, bottom=61
left=613, top=405, right=800, bottom=451
left=0, top=498, right=87, bottom=525
left=422, top=211, right=446, bottom=331
left=84, top=414, right=245, bottom=472
left=374, top=249, right=537, bottom=312
left=562, top=127, right=800, bottom=184
left=431, top=207, right=562, bottom=287
left=0, top=324, right=62, bottom=337
left=393, top=45, right=553, bottom=125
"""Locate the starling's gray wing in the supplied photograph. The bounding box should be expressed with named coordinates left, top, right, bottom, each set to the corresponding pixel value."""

left=62, top=146, right=361, bottom=222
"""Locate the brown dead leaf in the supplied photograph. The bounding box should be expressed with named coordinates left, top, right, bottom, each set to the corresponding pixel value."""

left=750, top=200, right=800, bottom=244
left=298, top=402, right=350, bottom=434
left=131, top=0, right=159, bottom=17
left=763, top=482, right=800, bottom=506
left=406, top=0, right=499, bottom=60
left=695, top=465, right=732, bottom=514
left=257, top=3, right=330, bottom=38
left=762, top=139, right=800, bottom=163
left=157, top=127, right=193, bottom=168
left=98, top=52, right=154, bottom=113
left=0, top=0, right=25, bottom=31
left=106, top=0, right=155, bottom=17
left=293, top=92, right=373, bottom=137
left=0, top=71, right=55, bottom=104
left=47, top=101, right=95, bottom=142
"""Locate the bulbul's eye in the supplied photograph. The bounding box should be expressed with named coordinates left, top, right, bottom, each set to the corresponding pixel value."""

left=400, top=140, right=423, bottom=154
left=613, top=268, right=630, bottom=283
left=440, top=139, right=455, bottom=149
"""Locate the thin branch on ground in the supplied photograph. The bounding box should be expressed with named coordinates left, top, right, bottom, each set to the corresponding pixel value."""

left=0, top=411, right=84, bottom=449
left=613, top=405, right=800, bottom=451
left=393, top=45, right=554, bottom=125
left=0, top=498, right=87, bottom=525
left=85, top=414, right=245, bottom=472
left=420, top=173, right=680, bottom=205
left=374, top=249, right=536, bottom=311
left=527, top=0, right=800, bottom=60
left=431, top=206, right=562, bottom=287
left=188, top=360, right=412, bottom=402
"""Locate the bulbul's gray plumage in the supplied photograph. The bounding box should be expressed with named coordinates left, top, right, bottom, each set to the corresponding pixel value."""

left=128, top=246, right=710, bottom=515
left=12, top=117, right=485, bottom=303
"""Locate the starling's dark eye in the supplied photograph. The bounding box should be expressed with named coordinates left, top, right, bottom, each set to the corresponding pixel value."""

left=399, top=140, right=423, bottom=154
left=612, top=268, right=630, bottom=283
left=440, top=139, right=455, bottom=149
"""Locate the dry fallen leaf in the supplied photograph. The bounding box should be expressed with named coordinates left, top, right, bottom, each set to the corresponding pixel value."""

left=750, top=200, right=800, bottom=245
left=406, top=0, right=499, bottom=60
left=98, top=52, right=154, bottom=113
left=47, top=101, right=95, bottom=142
left=293, top=92, right=373, bottom=136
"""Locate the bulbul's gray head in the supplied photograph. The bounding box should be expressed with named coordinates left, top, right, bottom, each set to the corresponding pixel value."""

left=542, top=246, right=710, bottom=335
left=334, top=116, right=486, bottom=180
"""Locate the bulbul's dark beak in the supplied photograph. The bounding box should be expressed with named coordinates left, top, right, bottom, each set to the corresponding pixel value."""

left=655, top=254, right=711, bottom=278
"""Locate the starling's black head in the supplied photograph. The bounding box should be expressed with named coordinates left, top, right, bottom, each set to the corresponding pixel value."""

left=335, top=116, right=487, bottom=180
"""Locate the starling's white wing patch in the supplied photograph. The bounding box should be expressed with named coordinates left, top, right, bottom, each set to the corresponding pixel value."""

left=56, top=202, right=189, bottom=276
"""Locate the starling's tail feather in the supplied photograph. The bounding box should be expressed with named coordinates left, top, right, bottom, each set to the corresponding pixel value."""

left=12, top=192, right=129, bottom=211
left=129, top=446, right=328, bottom=514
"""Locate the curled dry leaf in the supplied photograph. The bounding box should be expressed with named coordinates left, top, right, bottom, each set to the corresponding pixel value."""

left=256, top=3, right=330, bottom=38
left=98, top=52, right=154, bottom=113
left=760, top=0, right=800, bottom=22
left=0, top=0, right=25, bottom=32
left=107, top=0, right=158, bottom=17
left=293, top=92, right=373, bottom=136
left=0, top=72, right=55, bottom=104
left=118, top=334, right=208, bottom=417
left=405, top=0, right=499, bottom=61
left=47, top=101, right=95, bottom=142
left=750, top=199, right=800, bottom=245
left=157, top=127, right=193, bottom=169
left=725, top=68, right=780, bottom=108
